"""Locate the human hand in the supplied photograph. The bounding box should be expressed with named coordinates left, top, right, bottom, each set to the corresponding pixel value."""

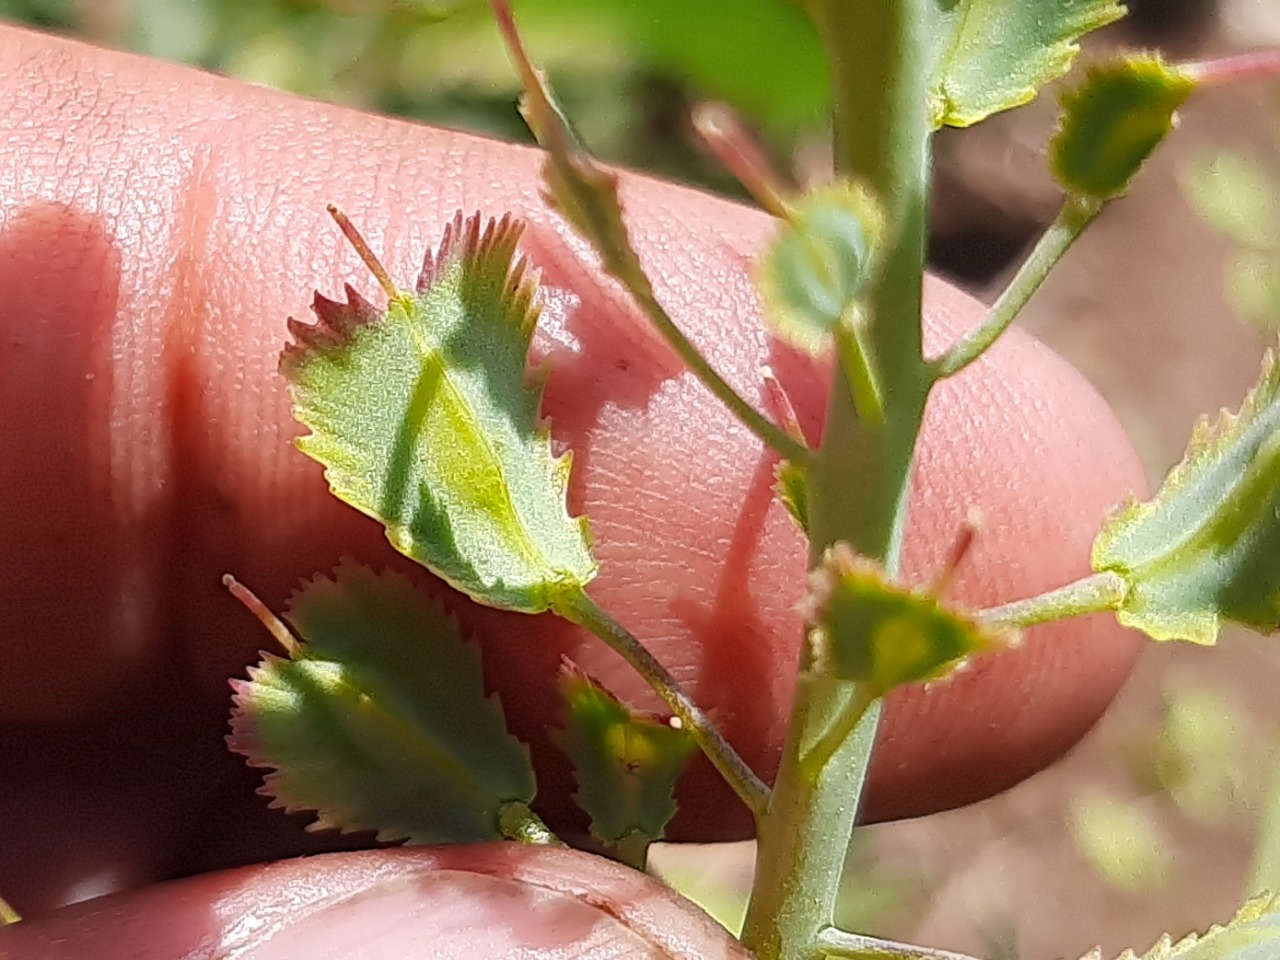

left=0, top=23, right=1146, bottom=958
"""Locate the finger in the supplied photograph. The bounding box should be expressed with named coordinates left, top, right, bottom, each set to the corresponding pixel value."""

left=0, top=846, right=752, bottom=960
left=0, top=24, right=1146, bottom=849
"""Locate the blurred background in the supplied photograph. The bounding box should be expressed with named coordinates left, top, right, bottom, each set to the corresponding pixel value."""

left=4, top=1, right=1280, bottom=957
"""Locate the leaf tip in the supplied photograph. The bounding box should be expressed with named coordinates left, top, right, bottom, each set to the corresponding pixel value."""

left=328, top=205, right=398, bottom=301
left=224, top=574, right=300, bottom=656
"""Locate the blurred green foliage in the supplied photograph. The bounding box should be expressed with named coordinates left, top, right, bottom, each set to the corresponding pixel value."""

left=1183, top=146, right=1280, bottom=329
left=0, top=0, right=829, bottom=194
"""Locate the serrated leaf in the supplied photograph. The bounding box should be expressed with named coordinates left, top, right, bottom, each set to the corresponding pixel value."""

left=1085, top=892, right=1280, bottom=960
left=756, top=183, right=884, bottom=355
left=283, top=211, right=596, bottom=615
left=1050, top=55, right=1199, bottom=201
left=929, top=0, right=1125, bottom=128
left=551, top=662, right=697, bottom=866
left=803, top=543, right=1013, bottom=697
left=1092, top=348, right=1280, bottom=644
left=227, top=560, right=537, bottom=843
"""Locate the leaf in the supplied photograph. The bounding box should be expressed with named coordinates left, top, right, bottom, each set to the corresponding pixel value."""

left=755, top=182, right=885, bottom=355
left=1182, top=152, right=1280, bottom=250
left=227, top=560, right=537, bottom=844
left=282, top=210, right=597, bottom=615
left=1070, top=791, right=1170, bottom=892
left=1050, top=55, right=1199, bottom=201
left=551, top=661, right=698, bottom=866
left=802, top=542, right=1012, bottom=697
left=1229, top=252, right=1280, bottom=329
left=929, top=0, right=1125, bottom=129
left=1092, top=348, right=1280, bottom=644
left=1077, top=892, right=1280, bottom=960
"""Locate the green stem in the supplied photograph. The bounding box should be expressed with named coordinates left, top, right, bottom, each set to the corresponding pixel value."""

left=741, top=0, right=932, bottom=957
left=978, top=570, right=1127, bottom=629
left=801, top=685, right=875, bottom=775
left=808, top=927, right=984, bottom=960
left=491, top=0, right=810, bottom=467
left=563, top=591, right=770, bottom=821
left=931, top=197, right=1101, bottom=379
left=746, top=684, right=884, bottom=960
left=623, top=277, right=813, bottom=465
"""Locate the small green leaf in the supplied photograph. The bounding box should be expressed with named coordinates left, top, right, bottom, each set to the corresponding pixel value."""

left=756, top=183, right=885, bottom=355
left=1092, top=348, right=1280, bottom=644
left=1079, top=892, right=1280, bottom=960
left=929, top=0, right=1125, bottom=128
left=1050, top=55, right=1199, bottom=201
left=551, top=661, right=698, bottom=866
left=283, top=211, right=596, bottom=615
left=0, top=896, right=19, bottom=925
left=803, top=543, right=1012, bottom=697
left=227, top=561, right=537, bottom=843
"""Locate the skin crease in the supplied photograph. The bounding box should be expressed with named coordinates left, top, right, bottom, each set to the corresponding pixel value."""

left=0, top=23, right=1150, bottom=957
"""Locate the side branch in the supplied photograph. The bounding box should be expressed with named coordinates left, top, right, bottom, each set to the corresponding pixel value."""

left=931, top=197, right=1100, bottom=379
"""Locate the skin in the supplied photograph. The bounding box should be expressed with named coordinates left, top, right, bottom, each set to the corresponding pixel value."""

left=0, top=24, right=1149, bottom=959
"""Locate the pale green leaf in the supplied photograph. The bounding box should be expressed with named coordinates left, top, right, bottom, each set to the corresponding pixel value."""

left=283, top=211, right=596, bottom=615
left=929, top=0, right=1125, bottom=128
left=756, top=182, right=885, bottom=355
left=1229, top=252, right=1280, bottom=329
left=1084, top=893, right=1280, bottom=960
left=803, top=543, right=1013, bottom=697
left=1050, top=55, right=1198, bottom=201
left=1183, top=152, right=1280, bottom=250
left=1092, top=348, right=1280, bottom=644
left=227, top=561, right=537, bottom=843
left=551, top=662, right=697, bottom=866
left=1070, top=791, right=1170, bottom=892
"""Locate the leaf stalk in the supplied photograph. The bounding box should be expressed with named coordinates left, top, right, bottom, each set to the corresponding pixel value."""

left=978, top=570, right=1127, bottom=629
left=931, top=196, right=1101, bottom=379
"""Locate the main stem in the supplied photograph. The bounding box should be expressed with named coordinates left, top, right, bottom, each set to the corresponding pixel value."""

left=741, top=1, right=932, bottom=958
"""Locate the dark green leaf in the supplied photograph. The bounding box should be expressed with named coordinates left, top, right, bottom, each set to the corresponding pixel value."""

left=803, top=543, right=1011, bottom=697
left=228, top=560, right=537, bottom=843
left=1050, top=55, right=1199, bottom=201
left=551, top=662, right=697, bottom=864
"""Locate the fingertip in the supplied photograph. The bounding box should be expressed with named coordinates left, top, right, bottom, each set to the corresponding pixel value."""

left=0, top=847, right=750, bottom=960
